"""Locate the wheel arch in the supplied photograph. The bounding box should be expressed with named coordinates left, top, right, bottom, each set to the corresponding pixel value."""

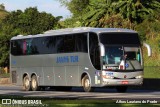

left=23, top=73, right=30, bottom=81
left=31, top=72, right=39, bottom=86
left=81, top=72, right=92, bottom=86
left=31, top=72, right=38, bottom=78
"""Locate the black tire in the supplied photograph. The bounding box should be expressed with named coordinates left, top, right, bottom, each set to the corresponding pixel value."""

left=23, top=75, right=31, bottom=91
left=116, top=86, right=128, bottom=93
left=82, top=75, right=94, bottom=92
left=31, top=75, right=40, bottom=91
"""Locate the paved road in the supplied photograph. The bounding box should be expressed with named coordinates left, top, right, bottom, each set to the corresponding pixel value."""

left=0, top=85, right=159, bottom=102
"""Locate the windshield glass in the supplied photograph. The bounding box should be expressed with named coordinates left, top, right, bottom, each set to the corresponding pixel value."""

left=103, top=45, right=142, bottom=70
left=99, top=33, right=140, bottom=45
left=124, top=47, right=141, bottom=62
left=103, top=46, right=123, bottom=65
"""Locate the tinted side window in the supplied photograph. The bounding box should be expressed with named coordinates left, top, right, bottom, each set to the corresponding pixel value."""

left=32, top=37, right=56, bottom=54
left=56, top=33, right=88, bottom=53
left=75, top=33, right=88, bottom=52
left=89, top=32, right=101, bottom=70
left=11, top=33, right=88, bottom=56
left=56, top=36, right=64, bottom=53
left=11, top=40, right=23, bottom=55
left=45, top=36, right=56, bottom=53
left=32, top=38, right=44, bottom=54
left=64, top=35, right=75, bottom=52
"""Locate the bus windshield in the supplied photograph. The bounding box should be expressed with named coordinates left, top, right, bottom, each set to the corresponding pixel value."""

left=103, top=46, right=123, bottom=65
left=99, top=33, right=140, bottom=45
left=102, top=46, right=141, bottom=65
left=99, top=33, right=142, bottom=70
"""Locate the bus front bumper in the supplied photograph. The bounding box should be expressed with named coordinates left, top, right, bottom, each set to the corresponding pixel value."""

left=101, top=78, right=143, bottom=87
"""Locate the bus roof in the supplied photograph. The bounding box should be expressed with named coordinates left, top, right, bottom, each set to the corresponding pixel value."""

left=11, top=27, right=137, bottom=40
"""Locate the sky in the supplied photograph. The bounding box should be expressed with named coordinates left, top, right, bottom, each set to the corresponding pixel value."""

left=0, top=0, right=71, bottom=19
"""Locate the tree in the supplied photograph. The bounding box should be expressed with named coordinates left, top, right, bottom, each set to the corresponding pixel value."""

left=0, top=4, right=5, bottom=10
left=0, top=24, right=20, bottom=67
left=59, top=0, right=89, bottom=17
left=0, top=7, right=61, bottom=67
left=83, top=0, right=118, bottom=27
left=0, top=4, right=9, bottom=20
left=99, top=14, right=131, bottom=28
left=60, top=0, right=160, bottom=28
left=135, top=19, right=160, bottom=41
left=115, top=0, right=160, bottom=28
left=59, top=0, right=90, bottom=27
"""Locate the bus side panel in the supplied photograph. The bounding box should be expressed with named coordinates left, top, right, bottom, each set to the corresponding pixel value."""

left=17, top=68, right=23, bottom=85
left=66, top=66, right=79, bottom=86
left=42, top=67, right=54, bottom=86
left=41, top=54, right=54, bottom=86
left=54, top=66, right=66, bottom=86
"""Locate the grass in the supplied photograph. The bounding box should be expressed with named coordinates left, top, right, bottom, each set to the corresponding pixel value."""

left=0, top=73, right=10, bottom=78
left=144, top=66, right=160, bottom=78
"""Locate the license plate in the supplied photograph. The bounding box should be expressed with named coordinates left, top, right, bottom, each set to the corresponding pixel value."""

left=122, top=81, right=128, bottom=84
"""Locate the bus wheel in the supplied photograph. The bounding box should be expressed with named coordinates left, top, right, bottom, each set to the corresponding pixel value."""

left=116, top=86, right=128, bottom=93
left=31, top=75, right=40, bottom=91
left=82, top=75, right=94, bottom=92
left=23, top=75, right=31, bottom=91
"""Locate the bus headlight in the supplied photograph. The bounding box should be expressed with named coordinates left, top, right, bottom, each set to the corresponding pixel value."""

left=107, top=76, right=114, bottom=79
left=135, top=75, right=143, bottom=79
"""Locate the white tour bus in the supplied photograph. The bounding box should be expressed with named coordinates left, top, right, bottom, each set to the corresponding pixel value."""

left=10, top=27, right=151, bottom=92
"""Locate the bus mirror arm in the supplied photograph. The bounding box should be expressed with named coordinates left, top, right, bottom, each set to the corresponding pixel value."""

left=99, top=43, right=105, bottom=56
left=143, top=43, right=152, bottom=57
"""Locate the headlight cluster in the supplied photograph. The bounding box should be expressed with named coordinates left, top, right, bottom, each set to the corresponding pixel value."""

left=102, top=75, right=114, bottom=79
left=135, top=75, right=143, bottom=79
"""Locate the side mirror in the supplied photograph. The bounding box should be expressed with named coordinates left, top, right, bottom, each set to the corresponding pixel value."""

left=143, top=43, right=152, bottom=57
left=99, top=43, right=105, bottom=56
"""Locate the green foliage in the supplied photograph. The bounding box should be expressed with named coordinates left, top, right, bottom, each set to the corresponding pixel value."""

left=2, top=7, right=57, bottom=35
left=0, top=24, right=20, bottom=67
left=67, top=0, right=89, bottom=16
left=61, top=18, right=82, bottom=28
left=0, top=3, right=5, bottom=10
left=0, top=4, right=9, bottom=20
left=99, top=14, right=131, bottom=28
left=115, top=0, right=160, bottom=24
left=135, top=20, right=160, bottom=41
left=0, top=73, right=10, bottom=78
left=83, top=0, right=117, bottom=27
left=58, top=0, right=89, bottom=27
left=0, top=7, right=61, bottom=67
left=61, top=0, right=160, bottom=29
